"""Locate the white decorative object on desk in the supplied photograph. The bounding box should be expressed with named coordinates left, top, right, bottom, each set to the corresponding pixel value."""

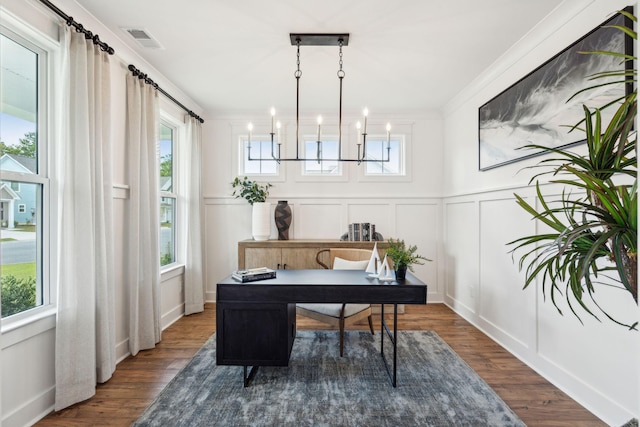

left=377, top=254, right=395, bottom=281
left=366, top=242, right=381, bottom=277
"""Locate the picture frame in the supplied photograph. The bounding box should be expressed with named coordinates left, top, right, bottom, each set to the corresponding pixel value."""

left=478, top=8, right=633, bottom=171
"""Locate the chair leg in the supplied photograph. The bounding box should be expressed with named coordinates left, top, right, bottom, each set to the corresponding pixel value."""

left=339, top=316, right=345, bottom=357
left=367, top=314, right=375, bottom=335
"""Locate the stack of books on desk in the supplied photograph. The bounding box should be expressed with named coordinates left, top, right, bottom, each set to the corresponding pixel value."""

left=232, top=267, right=277, bottom=283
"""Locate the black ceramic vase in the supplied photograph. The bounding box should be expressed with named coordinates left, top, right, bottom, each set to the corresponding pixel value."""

left=274, top=200, right=292, bottom=240
left=395, top=264, right=407, bottom=281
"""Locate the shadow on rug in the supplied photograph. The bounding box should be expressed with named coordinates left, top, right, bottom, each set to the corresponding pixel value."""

left=133, top=330, right=525, bottom=426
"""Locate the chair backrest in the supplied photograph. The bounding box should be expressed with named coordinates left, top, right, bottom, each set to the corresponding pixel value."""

left=315, top=248, right=372, bottom=269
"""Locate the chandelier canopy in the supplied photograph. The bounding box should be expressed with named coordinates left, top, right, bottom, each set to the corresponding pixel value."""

left=247, top=33, right=391, bottom=165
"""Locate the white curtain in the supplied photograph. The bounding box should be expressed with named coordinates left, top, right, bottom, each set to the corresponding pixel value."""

left=126, top=74, right=161, bottom=356
left=184, top=116, right=205, bottom=315
left=55, top=27, right=116, bottom=410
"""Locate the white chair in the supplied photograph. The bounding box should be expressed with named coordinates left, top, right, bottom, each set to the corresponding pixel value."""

left=296, top=248, right=375, bottom=356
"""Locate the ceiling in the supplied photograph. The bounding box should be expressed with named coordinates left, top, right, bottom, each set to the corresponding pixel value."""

left=75, top=0, right=563, bottom=116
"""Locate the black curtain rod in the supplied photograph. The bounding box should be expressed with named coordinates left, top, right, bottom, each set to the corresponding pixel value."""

left=128, top=65, right=205, bottom=123
left=38, top=0, right=114, bottom=54
left=38, top=0, right=205, bottom=124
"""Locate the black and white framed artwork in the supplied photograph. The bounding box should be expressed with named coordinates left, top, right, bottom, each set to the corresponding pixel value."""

left=478, top=9, right=633, bottom=171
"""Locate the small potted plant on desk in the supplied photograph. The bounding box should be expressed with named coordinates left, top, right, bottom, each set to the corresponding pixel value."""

left=386, top=238, right=430, bottom=281
left=232, top=176, right=273, bottom=241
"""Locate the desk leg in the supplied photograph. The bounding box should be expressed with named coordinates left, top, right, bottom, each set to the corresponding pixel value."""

left=380, top=303, right=398, bottom=387
left=243, top=365, right=259, bottom=387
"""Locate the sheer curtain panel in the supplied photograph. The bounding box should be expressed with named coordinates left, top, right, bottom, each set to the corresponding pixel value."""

left=126, top=74, right=162, bottom=355
left=184, top=115, right=205, bottom=315
left=55, top=27, right=116, bottom=410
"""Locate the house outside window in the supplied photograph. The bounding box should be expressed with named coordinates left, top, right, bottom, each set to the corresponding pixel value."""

left=159, top=122, right=176, bottom=267
left=0, top=30, right=49, bottom=319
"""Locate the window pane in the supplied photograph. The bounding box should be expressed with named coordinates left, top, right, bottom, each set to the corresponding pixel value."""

left=160, top=196, right=175, bottom=266
left=159, top=123, right=173, bottom=193
left=0, top=34, right=38, bottom=172
left=243, top=140, right=277, bottom=175
left=1, top=182, right=42, bottom=317
left=304, top=140, right=339, bottom=174
left=365, top=139, right=402, bottom=175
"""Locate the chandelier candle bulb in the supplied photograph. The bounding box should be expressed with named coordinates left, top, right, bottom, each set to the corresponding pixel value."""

left=386, top=123, right=391, bottom=143
left=247, top=122, right=253, bottom=142
left=363, top=108, right=368, bottom=134
left=270, top=107, right=276, bottom=133
left=317, top=115, right=323, bottom=141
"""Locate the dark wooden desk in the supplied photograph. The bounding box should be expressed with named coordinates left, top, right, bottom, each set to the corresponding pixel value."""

left=216, top=269, right=427, bottom=386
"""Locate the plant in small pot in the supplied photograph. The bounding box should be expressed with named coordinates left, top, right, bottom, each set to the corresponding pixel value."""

left=232, top=176, right=273, bottom=241
left=385, top=238, right=430, bottom=280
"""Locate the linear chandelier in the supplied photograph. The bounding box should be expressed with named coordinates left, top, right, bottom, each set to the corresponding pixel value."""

left=247, top=33, right=391, bottom=164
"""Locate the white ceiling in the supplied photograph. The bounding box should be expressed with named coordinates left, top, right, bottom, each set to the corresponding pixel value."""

left=75, top=0, right=563, bottom=116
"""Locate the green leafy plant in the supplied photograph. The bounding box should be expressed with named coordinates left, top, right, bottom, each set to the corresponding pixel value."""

left=231, top=176, right=272, bottom=205
left=1, top=274, right=36, bottom=317
left=385, top=238, right=430, bottom=272
left=509, top=10, right=637, bottom=329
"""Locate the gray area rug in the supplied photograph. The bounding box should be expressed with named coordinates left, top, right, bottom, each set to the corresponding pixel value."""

left=133, top=330, right=525, bottom=426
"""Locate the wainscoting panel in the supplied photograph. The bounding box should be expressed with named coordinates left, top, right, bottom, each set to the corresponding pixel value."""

left=347, top=204, right=392, bottom=238
left=443, top=200, right=479, bottom=316
left=478, top=197, right=535, bottom=350
left=293, top=203, right=343, bottom=240
left=396, top=203, right=440, bottom=298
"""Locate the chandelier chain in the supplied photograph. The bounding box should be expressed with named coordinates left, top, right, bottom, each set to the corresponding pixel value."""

left=295, top=39, right=302, bottom=78
left=337, top=39, right=345, bottom=78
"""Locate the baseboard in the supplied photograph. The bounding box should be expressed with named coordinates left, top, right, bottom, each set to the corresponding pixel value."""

left=2, top=385, right=54, bottom=427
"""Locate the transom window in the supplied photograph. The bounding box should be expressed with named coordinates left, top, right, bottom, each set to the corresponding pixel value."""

left=303, top=139, right=341, bottom=175
left=240, top=137, right=279, bottom=176
left=364, top=137, right=404, bottom=175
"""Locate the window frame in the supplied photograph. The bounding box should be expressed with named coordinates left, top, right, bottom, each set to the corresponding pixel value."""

left=159, top=119, right=178, bottom=270
left=357, top=123, right=412, bottom=183
left=301, top=137, right=343, bottom=177
left=0, top=24, right=52, bottom=326
left=238, top=135, right=281, bottom=177
left=363, top=135, right=405, bottom=176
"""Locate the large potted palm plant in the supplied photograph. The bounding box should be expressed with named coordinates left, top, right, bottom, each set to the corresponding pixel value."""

left=509, top=9, right=637, bottom=329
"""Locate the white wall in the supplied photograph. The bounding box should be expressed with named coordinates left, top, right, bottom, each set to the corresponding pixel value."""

left=0, top=1, right=198, bottom=425
left=201, top=112, right=445, bottom=303
left=442, top=0, right=639, bottom=424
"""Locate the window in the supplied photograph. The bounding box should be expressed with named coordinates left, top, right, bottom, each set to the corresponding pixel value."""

left=303, top=139, right=341, bottom=175
left=159, top=122, right=176, bottom=267
left=0, top=30, right=48, bottom=319
left=364, top=136, right=404, bottom=176
left=240, top=137, right=279, bottom=176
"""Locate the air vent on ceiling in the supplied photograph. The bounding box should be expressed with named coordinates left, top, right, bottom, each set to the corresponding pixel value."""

left=121, top=27, right=164, bottom=49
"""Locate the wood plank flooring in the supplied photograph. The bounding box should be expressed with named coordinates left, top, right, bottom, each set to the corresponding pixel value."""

left=36, top=303, right=606, bottom=426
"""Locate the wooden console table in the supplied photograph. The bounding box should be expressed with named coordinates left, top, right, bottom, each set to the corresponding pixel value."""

left=216, top=269, right=427, bottom=387
left=238, top=239, right=389, bottom=270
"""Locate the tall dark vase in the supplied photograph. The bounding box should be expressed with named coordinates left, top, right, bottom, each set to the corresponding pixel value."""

left=274, top=200, right=292, bottom=240
left=395, top=264, right=407, bottom=281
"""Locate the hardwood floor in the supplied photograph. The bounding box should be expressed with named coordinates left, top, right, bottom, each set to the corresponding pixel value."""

left=36, top=303, right=606, bottom=426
